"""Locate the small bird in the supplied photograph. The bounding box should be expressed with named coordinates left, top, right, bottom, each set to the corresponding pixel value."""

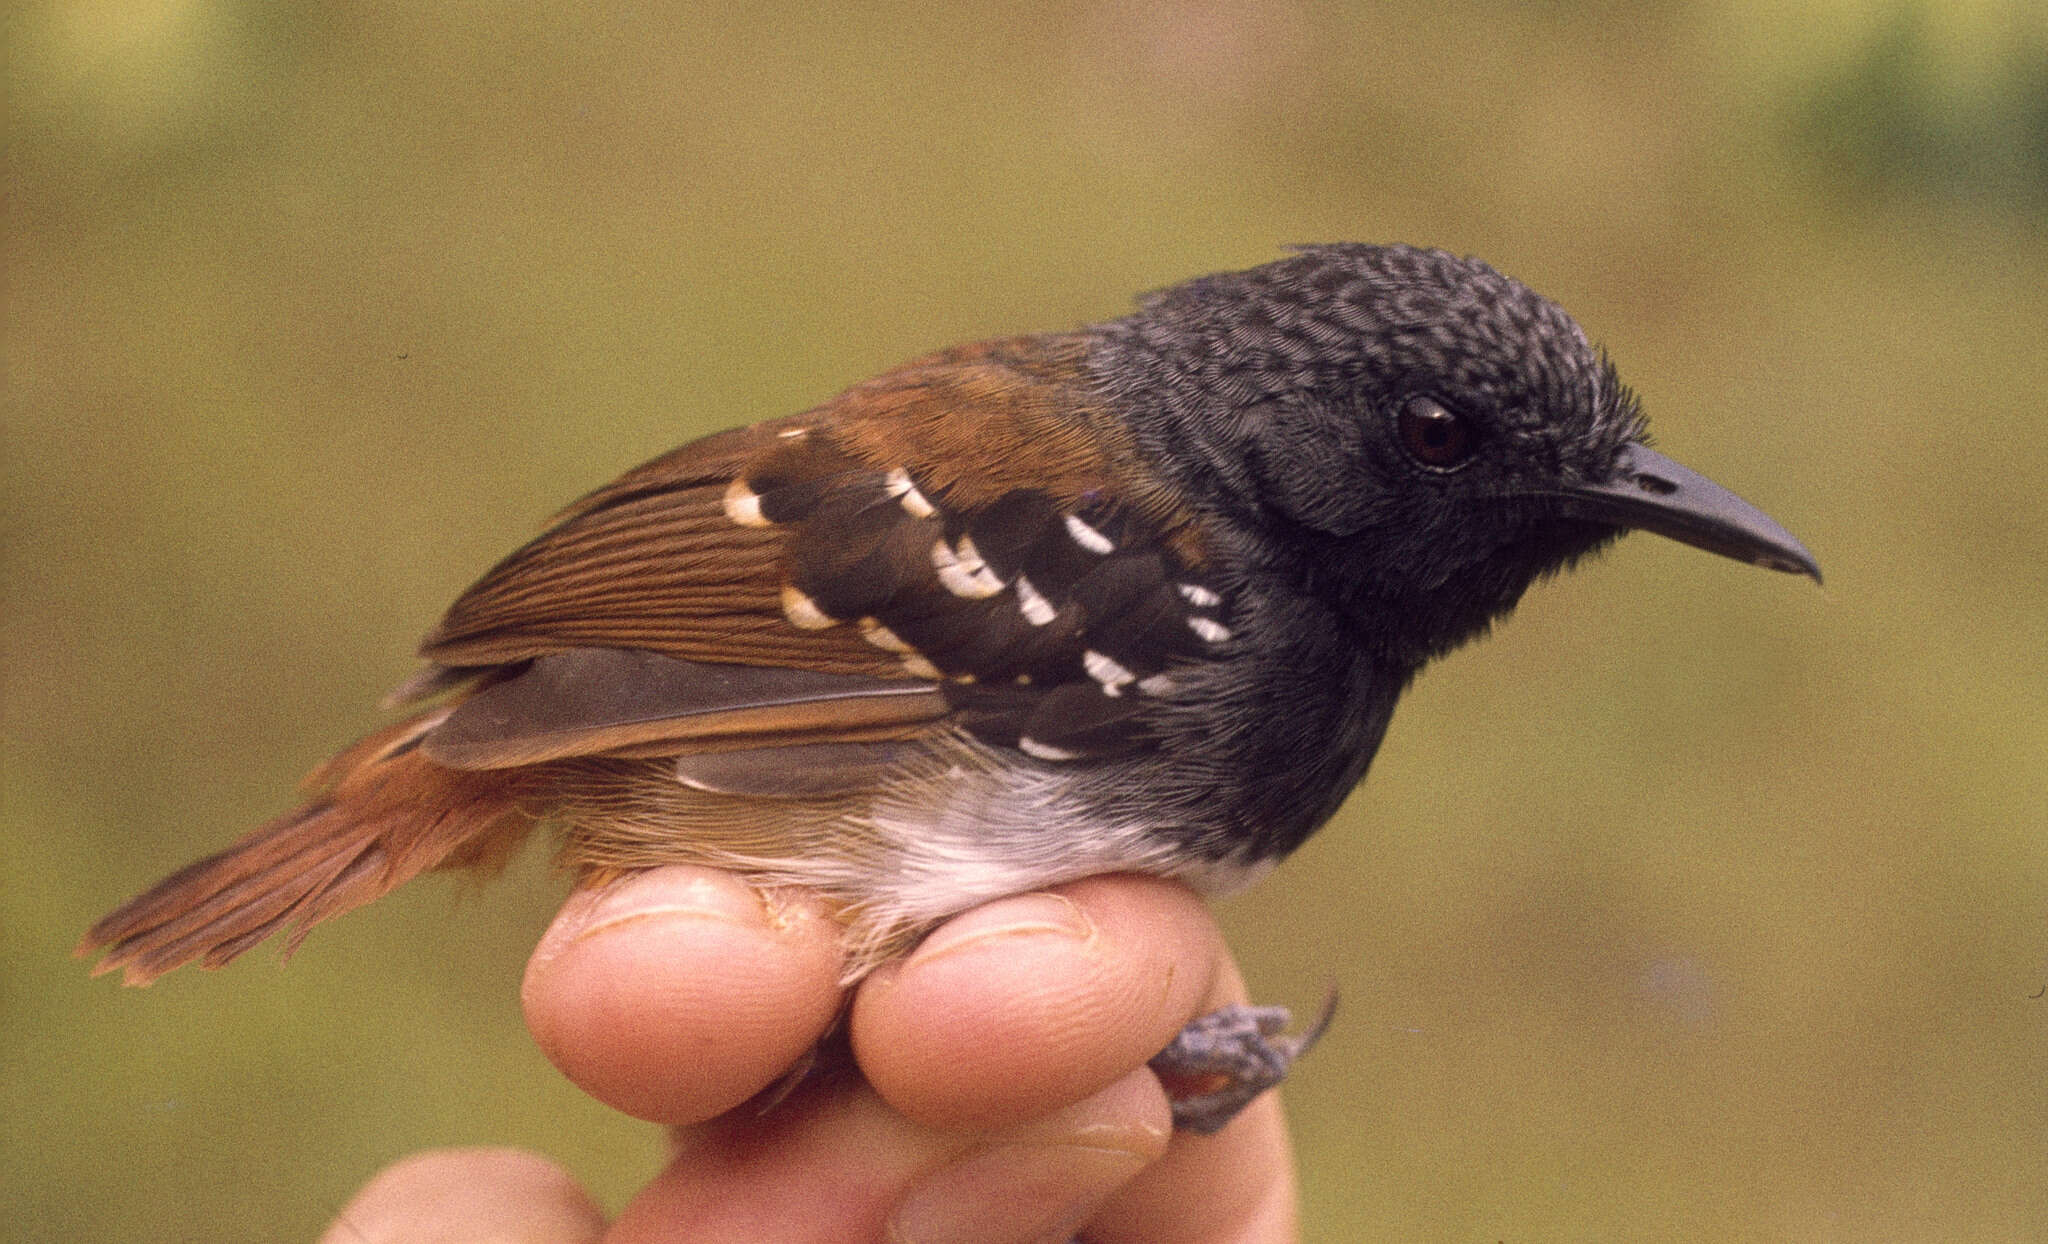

left=81, top=244, right=1819, bottom=1132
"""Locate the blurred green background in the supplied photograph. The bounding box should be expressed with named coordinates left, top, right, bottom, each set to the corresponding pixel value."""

left=7, top=1, right=2045, bottom=1239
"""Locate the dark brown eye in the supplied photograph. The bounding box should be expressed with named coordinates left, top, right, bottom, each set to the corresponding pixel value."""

left=1396, top=395, right=1475, bottom=470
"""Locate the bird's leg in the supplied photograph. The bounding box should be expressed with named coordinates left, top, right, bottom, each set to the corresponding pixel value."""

left=1147, top=991, right=1338, bottom=1134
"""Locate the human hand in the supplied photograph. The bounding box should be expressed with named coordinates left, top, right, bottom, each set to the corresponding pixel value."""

left=319, top=866, right=1298, bottom=1243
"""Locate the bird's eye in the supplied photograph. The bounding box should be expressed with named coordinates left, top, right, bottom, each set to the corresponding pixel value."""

left=1396, top=395, right=1475, bottom=471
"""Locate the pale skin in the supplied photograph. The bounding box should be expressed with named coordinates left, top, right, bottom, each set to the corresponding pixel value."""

left=319, top=868, right=1299, bottom=1244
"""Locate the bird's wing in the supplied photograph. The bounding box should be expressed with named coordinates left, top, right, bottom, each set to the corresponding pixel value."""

left=401, top=336, right=1233, bottom=774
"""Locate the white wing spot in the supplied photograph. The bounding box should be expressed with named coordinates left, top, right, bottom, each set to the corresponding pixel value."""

left=1014, top=574, right=1056, bottom=625
left=1064, top=514, right=1114, bottom=554
left=859, top=619, right=912, bottom=653
left=933, top=536, right=1004, bottom=598
left=722, top=479, right=769, bottom=527
left=1177, top=583, right=1221, bottom=608
left=1084, top=649, right=1135, bottom=695
left=781, top=584, right=838, bottom=629
left=885, top=468, right=937, bottom=518
left=1019, top=736, right=1082, bottom=761
left=1136, top=673, right=1176, bottom=696
left=1187, top=617, right=1232, bottom=644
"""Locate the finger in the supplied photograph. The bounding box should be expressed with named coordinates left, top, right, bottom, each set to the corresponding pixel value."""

left=522, top=865, right=846, bottom=1125
left=850, top=874, right=1227, bottom=1130
left=1078, top=958, right=1300, bottom=1244
left=318, top=1147, right=606, bottom=1244
left=604, top=1068, right=1169, bottom=1244
left=888, top=1069, right=1171, bottom=1244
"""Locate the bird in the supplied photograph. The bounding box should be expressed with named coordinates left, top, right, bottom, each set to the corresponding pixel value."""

left=80, top=243, right=1820, bottom=1132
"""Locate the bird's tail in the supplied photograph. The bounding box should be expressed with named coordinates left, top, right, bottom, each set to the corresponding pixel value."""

left=79, top=713, right=539, bottom=985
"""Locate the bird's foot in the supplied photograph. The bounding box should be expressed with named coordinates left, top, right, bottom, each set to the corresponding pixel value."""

left=1147, top=991, right=1338, bottom=1134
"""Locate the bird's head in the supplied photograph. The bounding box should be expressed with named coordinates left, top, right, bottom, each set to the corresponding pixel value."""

left=1094, top=244, right=1819, bottom=664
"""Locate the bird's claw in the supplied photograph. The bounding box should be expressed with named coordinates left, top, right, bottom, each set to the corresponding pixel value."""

left=1148, top=990, right=1338, bottom=1134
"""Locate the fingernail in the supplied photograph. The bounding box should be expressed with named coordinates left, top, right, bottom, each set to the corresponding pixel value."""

left=553, top=866, right=770, bottom=945
left=888, top=1139, right=1151, bottom=1244
left=907, top=893, right=1094, bottom=967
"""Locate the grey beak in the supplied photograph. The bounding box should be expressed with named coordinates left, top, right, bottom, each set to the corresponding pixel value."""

left=1552, top=443, right=1822, bottom=582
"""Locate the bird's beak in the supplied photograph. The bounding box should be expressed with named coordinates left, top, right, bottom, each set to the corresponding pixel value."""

left=1547, top=443, right=1822, bottom=582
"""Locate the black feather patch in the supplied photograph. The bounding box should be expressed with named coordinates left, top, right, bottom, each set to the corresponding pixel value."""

left=784, top=486, right=937, bottom=622
left=962, top=490, right=1066, bottom=578
left=739, top=436, right=870, bottom=525
left=732, top=452, right=1231, bottom=762
left=1018, top=682, right=1148, bottom=760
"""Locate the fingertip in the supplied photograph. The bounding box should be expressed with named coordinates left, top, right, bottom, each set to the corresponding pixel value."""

left=609, top=1065, right=1174, bottom=1244
left=852, top=874, right=1225, bottom=1130
left=318, top=1147, right=605, bottom=1244
left=889, top=1067, right=1173, bottom=1244
left=606, top=1082, right=939, bottom=1242
left=1084, top=1092, right=1299, bottom=1244
left=522, top=866, right=846, bottom=1125
left=1083, top=959, right=1302, bottom=1244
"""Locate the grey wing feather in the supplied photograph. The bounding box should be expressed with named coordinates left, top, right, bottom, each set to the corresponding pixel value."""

left=419, top=648, right=947, bottom=769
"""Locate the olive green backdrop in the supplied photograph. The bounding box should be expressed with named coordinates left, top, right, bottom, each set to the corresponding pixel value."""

left=7, top=2, right=2045, bottom=1239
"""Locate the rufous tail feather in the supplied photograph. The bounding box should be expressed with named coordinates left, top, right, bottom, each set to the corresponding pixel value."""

left=78, top=715, right=538, bottom=986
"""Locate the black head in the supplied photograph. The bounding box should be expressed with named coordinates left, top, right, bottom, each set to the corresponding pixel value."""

left=1091, top=244, right=1818, bottom=666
